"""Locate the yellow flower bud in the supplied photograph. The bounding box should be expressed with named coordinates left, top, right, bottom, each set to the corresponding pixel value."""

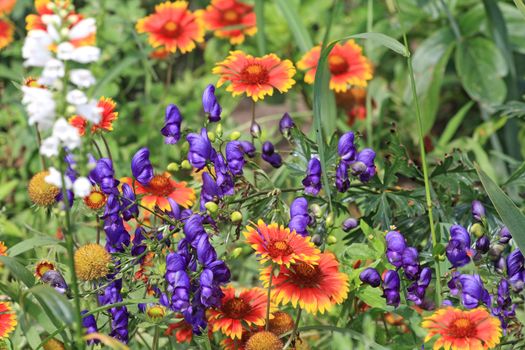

left=230, top=211, right=243, bottom=223
left=229, top=131, right=241, bottom=140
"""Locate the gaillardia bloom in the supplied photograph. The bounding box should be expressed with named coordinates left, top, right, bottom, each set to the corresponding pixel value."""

left=422, top=307, right=501, bottom=349
left=28, top=171, right=60, bottom=207
left=122, top=147, right=196, bottom=211
left=261, top=252, right=349, bottom=314
left=35, top=260, right=56, bottom=279
left=243, top=220, right=319, bottom=266
left=136, top=1, right=205, bottom=54
left=0, top=17, right=13, bottom=50
left=83, top=188, right=107, bottom=210
left=74, top=243, right=111, bottom=281
left=0, top=0, right=16, bottom=15
left=199, top=0, right=256, bottom=45
left=213, top=51, right=296, bottom=101
left=208, top=286, right=270, bottom=339
left=245, top=331, right=283, bottom=350
left=69, top=97, right=118, bottom=135
left=0, top=301, right=17, bottom=339
left=297, top=40, right=372, bottom=92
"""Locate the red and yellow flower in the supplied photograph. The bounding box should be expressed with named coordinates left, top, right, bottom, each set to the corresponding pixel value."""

left=121, top=173, right=195, bottom=212
left=0, top=0, right=16, bottom=15
left=0, top=301, right=17, bottom=339
left=35, top=260, right=56, bottom=279
left=213, top=51, right=296, bottom=101
left=136, top=1, right=205, bottom=54
left=261, top=252, right=349, bottom=314
left=0, top=241, right=6, bottom=256
left=297, top=40, right=373, bottom=92
left=83, top=188, right=107, bottom=211
left=199, top=0, right=256, bottom=45
left=422, top=307, right=502, bottom=350
left=165, top=318, right=193, bottom=343
left=208, top=286, right=272, bottom=339
left=243, top=220, right=319, bottom=267
left=0, top=17, right=13, bottom=50
left=69, top=97, right=118, bottom=136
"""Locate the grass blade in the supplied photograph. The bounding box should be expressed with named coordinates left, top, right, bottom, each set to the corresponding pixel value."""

left=513, top=0, right=525, bottom=19
left=255, top=0, right=267, bottom=55
left=437, top=101, right=474, bottom=148
left=274, top=0, right=314, bottom=52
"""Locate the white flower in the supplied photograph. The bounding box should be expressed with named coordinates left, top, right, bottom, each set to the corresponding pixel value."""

left=73, top=177, right=91, bottom=198
left=70, top=69, right=96, bottom=88
left=45, top=167, right=72, bottom=189
left=69, top=18, right=96, bottom=40
left=40, top=136, right=60, bottom=157
left=52, top=118, right=81, bottom=150
left=44, top=15, right=61, bottom=41
left=21, top=86, right=56, bottom=130
left=22, top=30, right=53, bottom=67
left=71, top=46, right=100, bottom=63
left=66, top=89, right=88, bottom=105
left=57, top=42, right=74, bottom=60
left=39, top=58, right=65, bottom=85
left=76, top=100, right=102, bottom=124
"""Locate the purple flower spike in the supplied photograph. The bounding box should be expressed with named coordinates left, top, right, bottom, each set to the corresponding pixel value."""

left=121, top=183, right=138, bottom=221
left=446, top=225, right=472, bottom=268
left=187, top=128, right=215, bottom=170
left=352, top=148, right=376, bottom=182
left=499, top=226, right=512, bottom=244
left=261, top=141, right=282, bottom=168
left=385, top=231, right=406, bottom=268
left=458, top=274, right=491, bottom=309
left=337, top=132, right=356, bottom=163
left=471, top=200, right=486, bottom=222
left=131, top=147, right=154, bottom=186
left=89, top=158, right=119, bottom=194
left=161, top=104, right=183, bottom=144
left=279, top=112, right=295, bottom=136
left=507, top=249, right=525, bottom=291
left=335, top=161, right=350, bottom=192
left=475, top=235, right=490, bottom=254
left=302, top=157, right=322, bottom=195
left=289, top=197, right=310, bottom=236
left=359, top=267, right=381, bottom=287
left=203, top=85, right=222, bottom=122
left=81, top=310, right=98, bottom=344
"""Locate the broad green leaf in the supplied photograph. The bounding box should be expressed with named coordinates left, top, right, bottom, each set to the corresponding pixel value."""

left=356, top=287, right=387, bottom=309
left=0, top=180, right=18, bottom=202
left=477, top=166, right=525, bottom=254
left=274, top=0, right=313, bottom=52
left=0, top=256, right=35, bottom=287
left=254, top=0, right=267, bottom=55
left=455, top=37, right=508, bottom=104
left=8, top=237, right=61, bottom=257
left=437, top=101, right=475, bottom=148
left=26, top=285, right=75, bottom=326
left=504, top=160, right=525, bottom=185
left=344, top=243, right=378, bottom=260
left=514, top=0, right=525, bottom=18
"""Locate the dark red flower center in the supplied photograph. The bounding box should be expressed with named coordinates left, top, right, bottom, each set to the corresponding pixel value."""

left=329, top=54, right=349, bottom=75
left=448, top=317, right=477, bottom=338
left=268, top=240, right=292, bottom=257
left=161, top=20, right=180, bottom=37
left=223, top=297, right=250, bottom=319
left=147, top=175, right=174, bottom=197
left=223, top=9, right=240, bottom=24
left=240, top=64, right=269, bottom=85
left=290, top=261, right=321, bottom=287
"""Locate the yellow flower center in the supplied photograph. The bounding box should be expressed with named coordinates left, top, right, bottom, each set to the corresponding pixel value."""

left=223, top=10, right=239, bottom=23
left=450, top=317, right=476, bottom=338
left=245, top=331, right=283, bottom=350
left=35, top=261, right=56, bottom=279
left=74, top=244, right=111, bottom=281
left=84, top=190, right=107, bottom=210
left=268, top=240, right=292, bottom=258
left=28, top=171, right=60, bottom=207
left=147, top=305, right=166, bottom=320
left=268, top=311, right=294, bottom=336
left=328, top=54, right=349, bottom=75
left=241, top=64, right=269, bottom=85
left=223, top=297, right=250, bottom=319
left=147, top=174, right=174, bottom=197
left=43, top=338, right=65, bottom=350
left=164, top=21, right=177, bottom=32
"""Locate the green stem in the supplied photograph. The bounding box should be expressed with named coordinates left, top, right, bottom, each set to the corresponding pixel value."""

left=152, top=326, right=160, bottom=350
left=265, top=264, right=275, bottom=330
left=283, top=308, right=302, bottom=349
left=365, top=0, right=374, bottom=147
left=439, top=0, right=462, bottom=41
left=394, top=0, right=442, bottom=306
left=35, top=127, right=47, bottom=170
left=100, top=134, right=113, bottom=163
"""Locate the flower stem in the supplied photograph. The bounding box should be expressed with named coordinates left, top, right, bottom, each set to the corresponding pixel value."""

left=365, top=0, right=374, bottom=147
left=265, top=264, right=275, bottom=330
left=100, top=134, right=113, bottom=162
left=34, top=126, right=47, bottom=170
left=394, top=1, right=443, bottom=306
left=283, top=308, right=302, bottom=349
left=152, top=326, right=160, bottom=350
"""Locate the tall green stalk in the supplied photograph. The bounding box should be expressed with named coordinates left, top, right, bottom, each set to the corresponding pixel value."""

left=394, top=2, right=443, bottom=306
left=365, top=0, right=374, bottom=147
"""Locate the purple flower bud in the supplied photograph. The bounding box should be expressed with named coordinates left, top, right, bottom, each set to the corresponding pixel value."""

left=382, top=270, right=401, bottom=307
left=359, top=267, right=381, bottom=287
left=161, top=104, right=183, bottom=144
left=471, top=200, right=486, bottom=221
left=279, top=112, right=295, bottom=136
left=499, top=226, right=512, bottom=244
left=225, top=140, right=254, bottom=175
left=289, top=197, right=310, bottom=236
left=187, top=128, right=215, bottom=170
left=202, top=85, right=222, bottom=122
left=385, top=231, right=406, bottom=268
left=200, top=172, right=220, bottom=211
left=250, top=122, right=261, bottom=138
left=89, top=158, right=119, bottom=194
left=121, top=183, right=138, bottom=221
left=337, top=132, right=356, bottom=163
left=342, top=218, right=358, bottom=232
left=131, top=147, right=154, bottom=186
left=458, top=274, right=491, bottom=309
left=353, top=148, right=376, bottom=182
left=475, top=235, right=490, bottom=254
left=335, top=161, right=350, bottom=192
left=302, top=157, right=322, bottom=195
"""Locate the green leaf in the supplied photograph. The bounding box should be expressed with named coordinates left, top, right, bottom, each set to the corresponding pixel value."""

left=0, top=180, right=18, bottom=202
left=274, top=0, right=313, bottom=52
left=356, top=287, right=387, bottom=309
left=344, top=243, right=378, bottom=260
left=254, top=0, right=267, bottom=55
left=437, top=101, right=475, bottom=148
left=504, top=160, right=525, bottom=185
left=25, top=285, right=75, bottom=326
left=476, top=166, right=525, bottom=253
left=455, top=37, right=508, bottom=104
left=8, top=237, right=61, bottom=257
left=93, top=55, right=140, bottom=97
left=514, top=0, right=525, bottom=19
left=0, top=256, right=35, bottom=287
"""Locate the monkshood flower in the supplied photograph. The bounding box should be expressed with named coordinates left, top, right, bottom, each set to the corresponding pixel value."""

left=200, top=172, right=221, bottom=210
left=103, top=209, right=131, bottom=253
left=81, top=310, right=98, bottom=344
left=382, top=270, right=401, bottom=307
left=98, top=279, right=129, bottom=344
left=492, top=279, right=516, bottom=332
left=302, top=157, right=322, bottom=195
left=89, top=158, right=119, bottom=195
left=446, top=225, right=472, bottom=268
left=187, top=128, right=216, bottom=170
left=289, top=197, right=311, bottom=237
left=359, top=267, right=381, bottom=288
left=401, top=247, right=420, bottom=280
left=471, top=200, right=486, bottom=222
left=161, top=104, right=183, bottom=144
left=261, top=141, right=282, bottom=168
left=225, top=140, right=255, bottom=175
left=342, top=218, right=358, bottom=231
left=121, top=183, right=139, bottom=221
left=385, top=231, right=406, bottom=268
left=337, top=132, right=356, bottom=163
left=279, top=112, right=295, bottom=136
left=335, top=161, right=350, bottom=192
left=351, top=148, right=376, bottom=182
left=202, top=84, right=222, bottom=122
left=212, top=154, right=234, bottom=196
left=499, top=226, right=511, bottom=244
left=458, top=274, right=491, bottom=309
left=407, top=267, right=431, bottom=306
left=507, top=248, right=525, bottom=291
left=447, top=271, right=460, bottom=296
left=475, top=235, right=490, bottom=254
left=131, top=147, right=154, bottom=184
left=131, top=227, right=147, bottom=258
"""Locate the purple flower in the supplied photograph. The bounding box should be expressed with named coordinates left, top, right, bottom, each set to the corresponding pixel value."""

left=89, top=158, right=119, bottom=194
left=200, top=172, right=220, bottom=211
left=458, top=274, right=491, bottom=309
left=493, top=279, right=516, bottom=332
left=475, top=235, right=490, bottom=254
left=352, top=148, right=376, bottom=182
left=121, top=183, right=138, bottom=221
left=184, top=214, right=206, bottom=242
left=187, top=128, right=215, bottom=170
left=382, top=270, right=401, bottom=307
left=212, top=154, right=234, bottom=196
left=225, top=140, right=255, bottom=175
left=335, top=162, right=350, bottom=192
left=131, top=148, right=154, bottom=186
left=499, top=226, right=512, bottom=244
left=170, top=271, right=191, bottom=312
left=279, top=112, right=295, bottom=136
left=161, top=104, right=183, bottom=144
left=448, top=271, right=461, bottom=296
left=302, top=157, right=322, bottom=195
left=289, top=197, right=310, bottom=236
left=402, top=247, right=420, bottom=280
left=99, top=279, right=129, bottom=344
left=407, top=267, right=431, bottom=305
left=446, top=225, right=472, bottom=268
left=359, top=268, right=381, bottom=287
left=195, top=234, right=218, bottom=267
left=131, top=227, right=146, bottom=257
left=261, top=141, right=282, bottom=168
left=342, top=218, right=358, bottom=231
left=103, top=214, right=131, bottom=253
left=385, top=231, right=406, bottom=268
left=507, top=249, right=525, bottom=291
left=471, top=200, right=486, bottom=221
left=81, top=310, right=98, bottom=344
left=337, top=132, right=356, bottom=163
left=202, top=84, right=222, bottom=122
